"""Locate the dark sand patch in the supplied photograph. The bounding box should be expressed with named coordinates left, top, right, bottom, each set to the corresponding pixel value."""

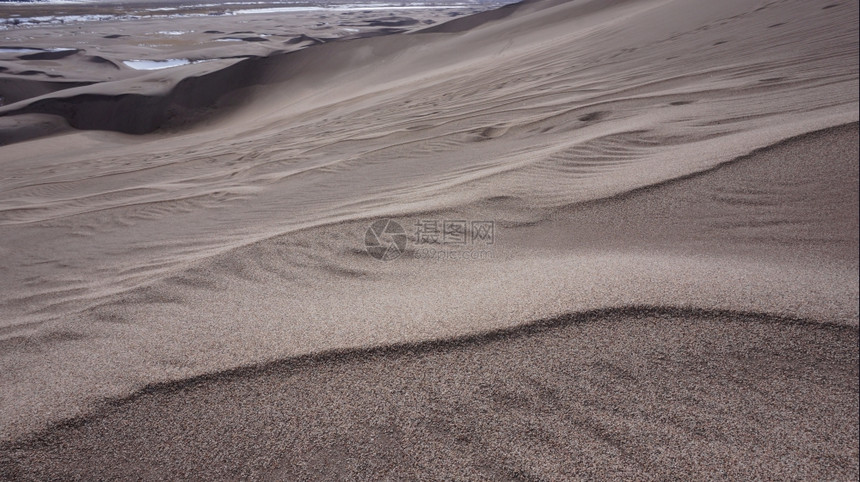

left=17, top=49, right=80, bottom=61
left=1, top=307, right=856, bottom=480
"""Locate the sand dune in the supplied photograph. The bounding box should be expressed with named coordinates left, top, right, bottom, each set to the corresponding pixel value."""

left=0, top=0, right=858, bottom=477
left=2, top=308, right=857, bottom=479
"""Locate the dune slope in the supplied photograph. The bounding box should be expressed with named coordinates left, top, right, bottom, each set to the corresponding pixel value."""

left=2, top=308, right=857, bottom=479
left=0, top=0, right=857, bottom=472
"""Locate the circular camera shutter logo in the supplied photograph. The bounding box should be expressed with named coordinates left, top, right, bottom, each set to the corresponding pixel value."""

left=365, top=219, right=407, bottom=261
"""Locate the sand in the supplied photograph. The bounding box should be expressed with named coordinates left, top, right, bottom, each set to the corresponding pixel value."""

left=0, top=0, right=858, bottom=478
left=2, top=309, right=858, bottom=479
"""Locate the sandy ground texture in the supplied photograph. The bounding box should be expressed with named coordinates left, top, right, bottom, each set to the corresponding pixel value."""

left=1, top=308, right=857, bottom=479
left=0, top=0, right=858, bottom=478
